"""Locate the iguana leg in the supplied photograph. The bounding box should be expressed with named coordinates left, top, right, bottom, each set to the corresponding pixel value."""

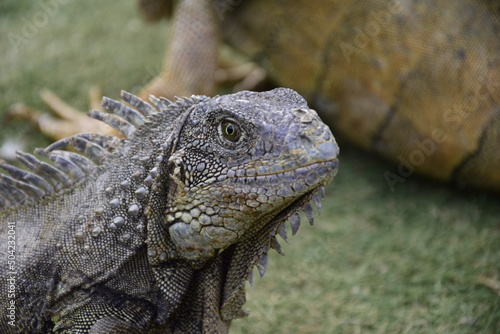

left=138, top=0, right=268, bottom=98
left=138, top=0, right=220, bottom=99
left=7, top=86, right=115, bottom=140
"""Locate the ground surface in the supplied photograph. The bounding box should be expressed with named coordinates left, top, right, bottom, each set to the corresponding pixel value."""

left=0, top=1, right=499, bottom=333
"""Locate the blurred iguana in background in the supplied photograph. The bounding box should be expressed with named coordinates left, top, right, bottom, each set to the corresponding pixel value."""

left=11, top=0, right=500, bottom=191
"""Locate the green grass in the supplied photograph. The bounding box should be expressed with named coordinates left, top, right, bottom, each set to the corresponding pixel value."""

left=1, top=1, right=499, bottom=333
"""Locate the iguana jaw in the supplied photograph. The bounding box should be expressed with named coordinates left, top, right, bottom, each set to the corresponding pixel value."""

left=168, top=157, right=338, bottom=263
left=244, top=158, right=339, bottom=243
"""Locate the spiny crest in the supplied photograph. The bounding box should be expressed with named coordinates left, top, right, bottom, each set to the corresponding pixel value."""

left=0, top=91, right=195, bottom=211
left=247, top=186, right=326, bottom=282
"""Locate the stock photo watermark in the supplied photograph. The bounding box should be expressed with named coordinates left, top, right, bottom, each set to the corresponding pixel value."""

left=8, top=0, right=71, bottom=54
left=384, top=129, right=446, bottom=192
left=383, top=57, right=500, bottom=192
left=4, top=222, right=17, bottom=327
left=130, top=63, right=162, bottom=95
left=340, top=0, right=402, bottom=61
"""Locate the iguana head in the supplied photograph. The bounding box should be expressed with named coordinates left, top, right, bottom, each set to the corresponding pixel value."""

left=164, top=88, right=339, bottom=262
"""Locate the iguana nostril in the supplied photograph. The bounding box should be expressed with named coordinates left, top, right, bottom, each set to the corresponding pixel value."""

left=293, top=107, right=315, bottom=123
left=300, top=135, right=315, bottom=150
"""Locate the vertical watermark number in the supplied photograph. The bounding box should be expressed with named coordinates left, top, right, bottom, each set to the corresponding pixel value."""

left=5, top=222, right=17, bottom=327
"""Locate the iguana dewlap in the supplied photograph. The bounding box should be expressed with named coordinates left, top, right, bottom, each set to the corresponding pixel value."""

left=0, top=88, right=338, bottom=333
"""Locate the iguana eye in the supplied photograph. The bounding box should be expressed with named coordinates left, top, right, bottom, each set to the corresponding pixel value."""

left=220, top=119, right=241, bottom=142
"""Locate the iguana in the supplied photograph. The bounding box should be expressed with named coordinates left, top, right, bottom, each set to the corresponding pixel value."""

left=0, top=88, right=338, bottom=333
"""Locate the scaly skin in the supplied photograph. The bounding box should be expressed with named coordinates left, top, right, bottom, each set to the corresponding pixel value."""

left=0, top=88, right=338, bottom=333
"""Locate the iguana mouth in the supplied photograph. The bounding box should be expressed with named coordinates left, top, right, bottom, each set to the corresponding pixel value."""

left=168, top=158, right=338, bottom=262
left=274, top=164, right=334, bottom=230
left=228, top=140, right=339, bottom=180
left=231, top=158, right=338, bottom=180
left=243, top=159, right=339, bottom=245
left=225, top=159, right=338, bottom=202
